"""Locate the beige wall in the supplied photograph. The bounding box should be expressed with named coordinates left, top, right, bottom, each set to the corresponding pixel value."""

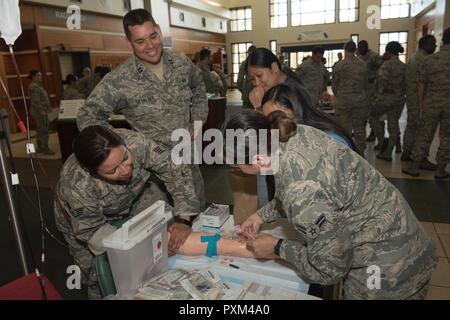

left=225, top=0, right=415, bottom=71
left=22, top=0, right=145, bottom=16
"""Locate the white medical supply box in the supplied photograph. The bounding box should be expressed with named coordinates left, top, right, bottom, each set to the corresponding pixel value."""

left=201, top=204, right=230, bottom=228
left=102, top=201, right=169, bottom=295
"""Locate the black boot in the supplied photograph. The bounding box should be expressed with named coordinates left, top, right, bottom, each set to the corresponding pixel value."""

left=435, top=163, right=450, bottom=179
left=366, top=130, right=376, bottom=142
left=395, top=140, right=402, bottom=154
left=420, top=159, right=437, bottom=171
left=402, top=161, right=420, bottom=177
left=401, top=150, right=412, bottom=161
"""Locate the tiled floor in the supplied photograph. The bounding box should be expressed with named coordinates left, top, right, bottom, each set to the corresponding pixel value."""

left=2, top=89, right=449, bottom=299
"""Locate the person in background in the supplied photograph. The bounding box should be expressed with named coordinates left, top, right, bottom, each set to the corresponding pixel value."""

left=197, top=48, right=214, bottom=94
left=332, top=52, right=343, bottom=68
left=332, top=41, right=369, bottom=155
left=28, top=69, right=55, bottom=155
left=212, top=63, right=228, bottom=97
left=225, top=110, right=437, bottom=300
left=63, top=74, right=84, bottom=100
left=295, top=47, right=329, bottom=108
left=401, top=34, right=437, bottom=172
left=357, top=40, right=383, bottom=146
left=78, top=66, right=100, bottom=98
left=403, top=28, right=450, bottom=179
left=372, top=41, right=406, bottom=161
left=237, top=45, right=257, bottom=108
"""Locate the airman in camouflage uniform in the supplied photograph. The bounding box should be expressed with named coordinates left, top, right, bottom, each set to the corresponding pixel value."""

left=404, top=28, right=450, bottom=179
left=332, top=41, right=369, bottom=154
left=64, top=84, right=84, bottom=100
left=357, top=41, right=383, bottom=143
left=78, top=67, right=100, bottom=99
left=198, top=64, right=214, bottom=94
left=295, top=51, right=329, bottom=108
left=372, top=42, right=406, bottom=161
left=237, top=46, right=256, bottom=109
left=28, top=70, right=55, bottom=155
left=402, top=35, right=437, bottom=170
left=54, top=129, right=200, bottom=299
left=77, top=9, right=208, bottom=208
left=256, top=124, right=437, bottom=299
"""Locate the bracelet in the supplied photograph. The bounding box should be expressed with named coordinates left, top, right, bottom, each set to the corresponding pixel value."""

left=274, top=238, right=283, bottom=256
left=175, top=217, right=193, bottom=228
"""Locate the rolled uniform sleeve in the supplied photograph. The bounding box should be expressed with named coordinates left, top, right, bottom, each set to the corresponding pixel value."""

left=279, top=181, right=353, bottom=285
left=142, top=137, right=201, bottom=217
left=76, top=81, right=117, bottom=131
left=256, top=198, right=285, bottom=222
left=188, top=59, right=208, bottom=124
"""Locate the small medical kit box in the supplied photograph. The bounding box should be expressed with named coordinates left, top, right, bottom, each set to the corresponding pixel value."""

left=201, top=204, right=230, bottom=228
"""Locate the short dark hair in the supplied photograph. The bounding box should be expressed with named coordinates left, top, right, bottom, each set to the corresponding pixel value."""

left=312, top=46, right=325, bottom=55
left=358, top=40, right=368, bottom=49
left=63, top=74, right=77, bottom=85
left=344, top=41, right=356, bottom=53
left=419, top=34, right=436, bottom=49
left=248, top=45, right=256, bottom=54
left=73, top=126, right=125, bottom=175
left=28, top=69, right=39, bottom=79
left=199, top=48, right=212, bottom=61
left=123, top=9, right=156, bottom=40
left=443, top=27, right=450, bottom=45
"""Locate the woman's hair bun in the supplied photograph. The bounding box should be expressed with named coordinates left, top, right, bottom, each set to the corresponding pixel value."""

left=267, top=110, right=297, bottom=142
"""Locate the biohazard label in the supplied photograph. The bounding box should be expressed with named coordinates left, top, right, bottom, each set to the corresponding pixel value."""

left=152, top=233, right=163, bottom=263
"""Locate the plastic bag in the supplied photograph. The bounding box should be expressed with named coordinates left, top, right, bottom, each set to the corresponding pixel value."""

left=0, top=0, right=22, bottom=45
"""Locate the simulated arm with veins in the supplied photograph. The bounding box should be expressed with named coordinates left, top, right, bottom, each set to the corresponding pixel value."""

left=169, top=231, right=256, bottom=258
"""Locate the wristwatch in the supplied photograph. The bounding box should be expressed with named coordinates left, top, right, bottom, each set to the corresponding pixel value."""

left=274, top=239, right=284, bottom=256
left=174, top=216, right=193, bottom=228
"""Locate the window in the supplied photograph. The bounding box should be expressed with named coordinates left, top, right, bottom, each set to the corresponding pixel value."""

left=270, top=40, right=277, bottom=55
left=270, top=0, right=288, bottom=28
left=379, top=31, right=408, bottom=63
left=231, top=42, right=253, bottom=85
left=230, top=7, right=252, bottom=32
left=381, top=0, right=410, bottom=19
left=339, top=0, right=359, bottom=22
left=289, top=49, right=344, bottom=73
left=291, top=0, right=335, bottom=26
left=351, top=34, right=359, bottom=44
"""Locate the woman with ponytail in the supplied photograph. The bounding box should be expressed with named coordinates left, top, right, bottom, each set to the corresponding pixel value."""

left=223, top=110, right=437, bottom=300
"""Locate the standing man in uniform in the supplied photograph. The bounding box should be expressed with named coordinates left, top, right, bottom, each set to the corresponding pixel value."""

left=295, top=46, right=329, bottom=108
left=237, top=45, right=256, bottom=109
left=403, top=28, right=450, bottom=179
left=197, top=48, right=214, bottom=94
left=28, top=70, right=55, bottom=155
left=332, top=41, right=369, bottom=155
left=357, top=40, right=383, bottom=145
left=401, top=35, right=437, bottom=172
left=77, top=9, right=208, bottom=208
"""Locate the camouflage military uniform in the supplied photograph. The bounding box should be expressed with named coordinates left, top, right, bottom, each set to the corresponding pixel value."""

left=77, top=50, right=208, bottom=208
left=332, top=55, right=369, bottom=153
left=236, top=59, right=254, bottom=109
left=54, top=129, right=200, bottom=299
left=198, top=64, right=214, bottom=94
left=256, top=125, right=437, bottom=299
left=63, top=84, right=84, bottom=100
left=358, top=50, right=382, bottom=137
left=411, top=47, right=450, bottom=167
left=403, top=49, right=428, bottom=153
left=295, top=58, right=329, bottom=108
left=77, top=75, right=99, bottom=99
left=28, top=80, right=52, bottom=152
left=372, top=56, right=406, bottom=158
